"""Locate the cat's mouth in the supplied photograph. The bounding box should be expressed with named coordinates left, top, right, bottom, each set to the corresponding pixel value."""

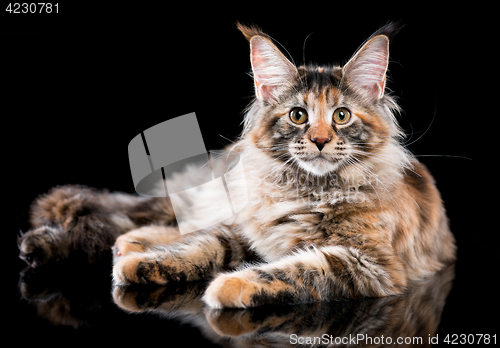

left=296, top=155, right=341, bottom=176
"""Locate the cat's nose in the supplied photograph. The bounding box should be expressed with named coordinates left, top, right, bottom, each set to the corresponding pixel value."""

left=311, top=137, right=330, bottom=151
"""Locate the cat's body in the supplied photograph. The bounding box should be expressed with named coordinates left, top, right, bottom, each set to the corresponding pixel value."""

left=18, top=23, right=455, bottom=308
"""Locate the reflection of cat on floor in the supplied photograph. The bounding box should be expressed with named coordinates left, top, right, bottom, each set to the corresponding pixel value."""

left=18, top=256, right=115, bottom=328
left=18, top=257, right=454, bottom=346
left=19, top=22, right=455, bottom=308
left=112, top=264, right=455, bottom=347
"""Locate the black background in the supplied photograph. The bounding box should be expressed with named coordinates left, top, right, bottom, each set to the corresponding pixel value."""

left=3, top=4, right=495, bottom=347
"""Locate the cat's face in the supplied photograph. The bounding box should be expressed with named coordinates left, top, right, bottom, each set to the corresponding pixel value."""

left=240, top=24, right=403, bottom=178
left=249, top=66, right=394, bottom=176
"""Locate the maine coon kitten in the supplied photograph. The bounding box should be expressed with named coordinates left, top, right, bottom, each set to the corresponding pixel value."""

left=18, top=23, right=455, bottom=308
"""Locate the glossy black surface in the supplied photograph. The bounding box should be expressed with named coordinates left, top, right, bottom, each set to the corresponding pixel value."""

left=5, top=9, right=492, bottom=348
left=17, top=258, right=456, bottom=347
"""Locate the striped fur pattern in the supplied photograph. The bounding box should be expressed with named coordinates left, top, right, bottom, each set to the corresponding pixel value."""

left=19, top=23, right=455, bottom=308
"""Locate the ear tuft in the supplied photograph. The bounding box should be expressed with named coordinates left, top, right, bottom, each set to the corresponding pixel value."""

left=368, top=21, right=405, bottom=42
left=237, top=22, right=268, bottom=42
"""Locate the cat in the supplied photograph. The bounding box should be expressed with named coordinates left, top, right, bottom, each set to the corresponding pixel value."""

left=18, top=22, right=456, bottom=308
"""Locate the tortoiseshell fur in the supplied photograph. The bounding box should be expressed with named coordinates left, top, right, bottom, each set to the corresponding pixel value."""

left=18, top=23, right=455, bottom=308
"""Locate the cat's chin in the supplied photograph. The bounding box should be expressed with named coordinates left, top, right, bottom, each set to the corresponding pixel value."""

left=297, top=158, right=339, bottom=176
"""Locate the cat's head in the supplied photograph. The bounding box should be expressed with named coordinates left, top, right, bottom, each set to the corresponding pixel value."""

left=239, top=23, right=410, bottom=178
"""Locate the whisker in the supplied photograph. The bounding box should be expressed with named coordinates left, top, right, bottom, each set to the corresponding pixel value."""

left=414, top=154, right=472, bottom=160
left=349, top=148, right=421, bottom=177
left=402, top=98, right=438, bottom=148
left=219, top=134, right=235, bottom=143
left=262, top=156, right=295, bottom=181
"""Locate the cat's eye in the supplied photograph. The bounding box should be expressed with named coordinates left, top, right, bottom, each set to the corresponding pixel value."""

left=333, top=108, right=351, bottom=125
left=289, top=108, right=308, bottom=124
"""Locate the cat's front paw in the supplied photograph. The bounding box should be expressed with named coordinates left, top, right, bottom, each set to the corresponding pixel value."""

left=112, top=232, right=148, bottom=264
left=203, top=273, right=260, bottom=309
left=112, top=226, right=181, bottom=264
left=18, top=226, right=67, bottom=267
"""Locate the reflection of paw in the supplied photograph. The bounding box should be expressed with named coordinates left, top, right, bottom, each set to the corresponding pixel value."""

left=112, top=253, right=168, bottom=286
left=203, top=273, right=260, bottom=309
left=205, top=303, right=315, bottom=338
left=18, top=226, right=65, bottom=267
left=112, top=285, right=167, bottom=313
left=113, top=281, right=207, bottom=316
left=205, top=308, right=260, bottom=337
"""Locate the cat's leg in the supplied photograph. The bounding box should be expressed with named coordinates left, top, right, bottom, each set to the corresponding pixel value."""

left=19, top=185, right=175, bottom=266
left=202, top=245, right=407, bottom=308
left=19, top=185, right=121, bottom=266
left=112, top=226, right=253, bottom=285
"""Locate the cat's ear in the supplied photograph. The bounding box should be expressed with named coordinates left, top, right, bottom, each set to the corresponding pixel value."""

left=343, top=34, right=390, bottom=100
left=238, top=23, right=298, bottom=102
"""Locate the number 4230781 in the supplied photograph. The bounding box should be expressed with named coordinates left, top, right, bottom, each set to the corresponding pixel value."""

left=5, top=3, right=58, bottom=13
